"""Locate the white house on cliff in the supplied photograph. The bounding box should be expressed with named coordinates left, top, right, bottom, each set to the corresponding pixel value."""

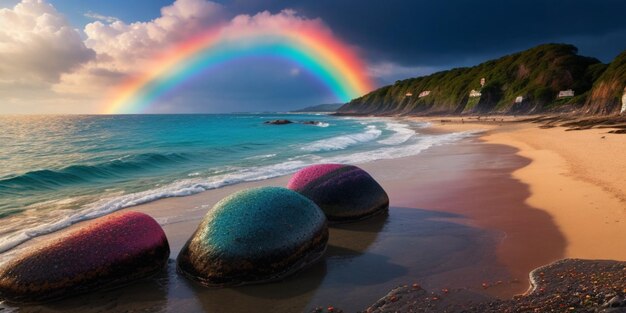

left=557, top=89, right=575, bottom=98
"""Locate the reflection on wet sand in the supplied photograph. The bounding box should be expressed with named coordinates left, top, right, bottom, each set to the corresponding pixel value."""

left=8, top=138, right=566, bottom=313
left=23, top=266, right=170, bottom=312
left=16, top=207, right=509, bottom=313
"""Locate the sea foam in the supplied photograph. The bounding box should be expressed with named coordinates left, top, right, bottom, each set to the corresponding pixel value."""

left=0, top=118, right=478, bottom=255
left=377, top=122, right=417, bottom=145
left=302, top=125, right=382, bottom=152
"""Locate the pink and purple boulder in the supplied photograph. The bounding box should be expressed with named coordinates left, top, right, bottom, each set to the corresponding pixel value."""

left=287, top=164, right=389, bottom=222
left=0, top=211, right=169, bottom=303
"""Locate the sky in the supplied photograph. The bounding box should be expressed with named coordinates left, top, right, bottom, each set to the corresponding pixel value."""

left=0, top=0, right=625, bottom=114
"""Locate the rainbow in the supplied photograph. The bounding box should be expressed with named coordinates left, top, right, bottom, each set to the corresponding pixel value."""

left=102, top=26, right=374, bottom=114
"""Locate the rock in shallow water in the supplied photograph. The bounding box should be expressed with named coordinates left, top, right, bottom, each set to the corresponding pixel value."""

left=264, top=119, right=293, bottom=125
left=287, top=164, right=389, bottom=222
left=177, top=186, right=328, bottom=287
left=0, top=211, right=169, bottom=303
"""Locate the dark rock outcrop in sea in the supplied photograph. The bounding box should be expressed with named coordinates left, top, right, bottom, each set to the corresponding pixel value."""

left=176, top=186, right=328, bottom=287
left=287, top=164, right=389, bottom=222
left=301, top=120, right=322, bottom=125
left=0, top=211, right=170, bottom=304
left=264, top=119, right=293, bottom=125
left=264, top=119, right=324, bottom=125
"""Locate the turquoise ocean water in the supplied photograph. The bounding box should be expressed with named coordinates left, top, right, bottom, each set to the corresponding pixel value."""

left=0, top=114, right=471, bottom=254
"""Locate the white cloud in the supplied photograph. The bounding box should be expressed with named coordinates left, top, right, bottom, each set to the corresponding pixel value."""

left=82, top=0, right=224, bottom=72
left=227, top=9, right=326, bottom=33
left=0, top=0, right=358, bottom=113
left=54, top=4, right=333, bottom=104
left=0, top=0, right=94, bottom=84
left=84, top=11, right=120, bottom=23
left=51, top=0, right=225, bottom=101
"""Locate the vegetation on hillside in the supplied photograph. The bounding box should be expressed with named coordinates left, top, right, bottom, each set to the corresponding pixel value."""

left=338, top=44, right=622, bottom=115
left=583, top=50, right=626, bottom=114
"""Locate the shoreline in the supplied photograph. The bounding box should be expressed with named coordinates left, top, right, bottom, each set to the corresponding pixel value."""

left=363, top=116, right=626, bottom=312
left=115, top=124, right=573, bottom=299
left=111, top=134, right=550, bottom=305
left=414, top=116, right=626, bottom=261
left=2, top=116, right=624, bottom=312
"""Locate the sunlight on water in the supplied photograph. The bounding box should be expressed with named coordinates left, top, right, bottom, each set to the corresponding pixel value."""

left=0, top=114, right=473, bottom=254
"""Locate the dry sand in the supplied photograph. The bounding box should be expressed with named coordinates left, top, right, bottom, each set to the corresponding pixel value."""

left=418, top=116, right=626, bottom=261
left=3, top=116, right=625, bottom=312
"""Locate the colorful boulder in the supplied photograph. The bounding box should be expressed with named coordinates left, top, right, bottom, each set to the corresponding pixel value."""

left=177, top=186, right=328, bottom=287
left=287, top=164, right=389, bottom=222
left=0, top=211, right=169, bottom=303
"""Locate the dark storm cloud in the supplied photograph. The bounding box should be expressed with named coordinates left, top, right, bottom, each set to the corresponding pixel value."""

left=224, top=0, right=626, bottom=65
left=157, top=0, right=626, bottom=112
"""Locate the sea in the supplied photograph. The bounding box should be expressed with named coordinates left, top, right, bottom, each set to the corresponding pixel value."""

left=0, top=114, right=472, bottom=255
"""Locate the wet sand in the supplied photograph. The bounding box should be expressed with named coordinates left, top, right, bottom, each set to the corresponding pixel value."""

left=2, top=132, right=570, bottom=313
left=418, top=116, right=626, bottom=261
left=381, top=140, right=567, bottom=295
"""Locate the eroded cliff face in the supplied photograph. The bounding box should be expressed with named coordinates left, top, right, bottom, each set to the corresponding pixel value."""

left=621, top=88, right=626, bottom=114
left=584, top=81, right=623, bottom=114
left=339, top=44, right=626, bottom=116
left=583, top=51, right=626, bottom=115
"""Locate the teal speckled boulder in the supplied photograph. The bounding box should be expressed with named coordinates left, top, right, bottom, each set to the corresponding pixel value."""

left=176, top=187, right=328, bottom=287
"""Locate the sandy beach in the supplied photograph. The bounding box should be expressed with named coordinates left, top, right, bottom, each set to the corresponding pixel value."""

left=420, top=117, right=626, bottom=261
left=2, top=1, right=625, bottom=311
left=3, top=117, right=625, bottom=312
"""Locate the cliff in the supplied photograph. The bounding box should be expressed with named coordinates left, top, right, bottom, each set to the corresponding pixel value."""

left=338, top=44, right=624, bottom=116
left=582, top=50, right=626, bottom=115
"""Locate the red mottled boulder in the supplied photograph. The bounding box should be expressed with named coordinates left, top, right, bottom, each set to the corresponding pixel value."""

left=0, top=211, right=169, bottom=303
